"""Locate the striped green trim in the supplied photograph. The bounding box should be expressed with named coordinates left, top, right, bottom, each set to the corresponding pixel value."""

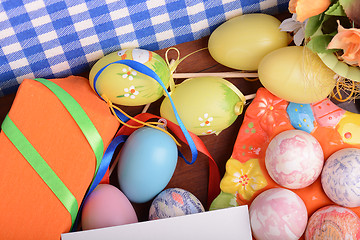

left=34, top=78, right=104, bottom=178
left=2, top=115, right=78, bottom=224
left=1, top=78, right=105, bottom=226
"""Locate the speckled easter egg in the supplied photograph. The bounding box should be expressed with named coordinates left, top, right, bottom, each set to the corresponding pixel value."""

left=305, top=205, right=360, bottom=240
left=89, top=48, right=170, bottom=106
left=321, top=148, right=360, bottom=207
left=250, top=188, right=308, bottom=240
left=265, top=130, right=324, bottom=189
left=148, top=188, right=205, bottom=220
left=160, top=77, right=245, bottom=136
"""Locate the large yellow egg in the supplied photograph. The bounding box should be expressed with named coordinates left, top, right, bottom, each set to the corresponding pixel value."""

left=160, top=77, right=245, bottom=136
left=208, top=13, right=289, bottom=71
left=89, top=49, right=170, bottom=106
left=258, top=46, right=337, bottom=104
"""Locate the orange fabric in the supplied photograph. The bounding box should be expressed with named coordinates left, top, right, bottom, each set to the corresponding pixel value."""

left=0, top=76, right=119, bottom=240
left=231, top=87, right=360, bottom=219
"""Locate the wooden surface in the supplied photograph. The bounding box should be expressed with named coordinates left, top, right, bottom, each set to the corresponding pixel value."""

left=110, top=37, right=264, bottom=221
left=1, top=35, right=359, bottom=223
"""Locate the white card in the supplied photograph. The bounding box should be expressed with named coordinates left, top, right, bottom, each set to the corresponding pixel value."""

left=61, top=205, right=252, bottom=240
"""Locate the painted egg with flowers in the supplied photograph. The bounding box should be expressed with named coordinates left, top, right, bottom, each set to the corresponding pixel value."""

left=89, top=48, right=171, bottom=106
left=305, top=205, right=360, bottom=240
left=149, top=188, right=205, bottom=220
left=160, top=77, right=245, bottom=136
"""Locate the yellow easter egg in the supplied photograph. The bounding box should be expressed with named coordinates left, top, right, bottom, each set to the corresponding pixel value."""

left=258, top=46, right=337, bottom=104
left=208, top=13, right=289, bottom=71
left=89, top=49, right=171, bottom=106
left=160, top=77, right=245, bottom=136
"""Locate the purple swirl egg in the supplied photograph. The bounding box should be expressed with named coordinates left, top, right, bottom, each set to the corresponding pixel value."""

left=321, top=148, right=360, bottom=207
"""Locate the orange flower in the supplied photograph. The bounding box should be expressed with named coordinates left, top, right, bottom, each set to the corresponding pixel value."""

left=246, top=88, right=291, bottom=137
left=327, top=25, right=360, bottom=67
left=289, top=0, right=331, bottom=22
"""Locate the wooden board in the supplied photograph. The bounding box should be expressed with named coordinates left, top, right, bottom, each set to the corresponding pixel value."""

left=1, top=36, right=359, bottom=224
left=110, top=36, right=264, bottom=221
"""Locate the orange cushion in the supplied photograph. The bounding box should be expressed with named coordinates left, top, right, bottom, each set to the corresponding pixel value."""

left=0, top=76, right=119, bottom=239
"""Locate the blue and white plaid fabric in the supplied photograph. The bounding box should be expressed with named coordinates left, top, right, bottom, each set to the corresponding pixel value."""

left=0, top=0, right=289, bottom=96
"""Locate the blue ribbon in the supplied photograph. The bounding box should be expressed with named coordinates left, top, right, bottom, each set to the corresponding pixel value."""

left=72, top=134, right=129, bottom=231
left=93, top=59, right=198, bottom=164
left=72, top=58, right=200, bottom=230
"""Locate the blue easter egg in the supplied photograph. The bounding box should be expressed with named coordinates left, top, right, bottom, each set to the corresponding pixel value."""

left=117, top=127, right=178, bottom=203
left=149, top=188, right=205, bottom=220
left=321, top=148, right=360, bottom=207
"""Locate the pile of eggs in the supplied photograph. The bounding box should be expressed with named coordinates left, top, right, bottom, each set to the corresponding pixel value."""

left=81, top=126, right=205, bottom=230
left=248, top=129, right=360, bottom=239
left=81, top=10, right=359, bottom=240
left=89, top=48, right=246, bottom=136
left=82, top=184, right=204, bottom=230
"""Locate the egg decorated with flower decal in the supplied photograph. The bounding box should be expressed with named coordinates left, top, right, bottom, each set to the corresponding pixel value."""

left=89, top=49, right=171, bottom=106
left=160, top=77, right=245, bottom=136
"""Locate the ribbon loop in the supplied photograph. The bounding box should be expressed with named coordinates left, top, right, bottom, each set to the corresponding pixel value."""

left=93, top=59, right=198, bottom=164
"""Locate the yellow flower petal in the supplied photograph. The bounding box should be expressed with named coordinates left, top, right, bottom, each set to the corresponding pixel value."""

left=220, top=175, right=240, bottom=194
left=220, top=158, right=267, bottom=200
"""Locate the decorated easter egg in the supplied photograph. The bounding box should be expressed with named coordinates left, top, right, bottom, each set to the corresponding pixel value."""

left=89, top=48, right=171, bottom=106
left=160, top=77, right=245, bottom=135
left=117, top=127, right=178, bottom=203
left=208, top=13, right=288, bottom=70
left=148, top=188, right=205, bottom=220
left=258, top=46, right=336, bottom=104
left=265, top=130, right=324, bottom=189
left=305, top=205, right=360, bottom=240
left=249, top=188, right=308, bottom=240
left=321, top=148, right=360, bottom=207
left=81, top=184, right=138, bottom=230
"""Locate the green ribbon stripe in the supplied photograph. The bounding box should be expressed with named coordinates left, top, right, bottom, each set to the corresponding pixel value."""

left=34, top=78, right=104, bottom=176
left=1, top=78, right=105, bottom=226
left=2, top=115, right=78, bottom=224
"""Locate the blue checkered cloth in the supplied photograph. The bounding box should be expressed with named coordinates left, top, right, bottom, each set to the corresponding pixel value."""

left=0, top=0, right=289, bottom=96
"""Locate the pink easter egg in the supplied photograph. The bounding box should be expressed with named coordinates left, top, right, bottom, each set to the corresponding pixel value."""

left=81, top=184, right=138, bottom=230
left=265, top=130, right=324, bottom=189
left=249, top=188, right=308, bottom=240
left=305, top=205, right=360, bottom=240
